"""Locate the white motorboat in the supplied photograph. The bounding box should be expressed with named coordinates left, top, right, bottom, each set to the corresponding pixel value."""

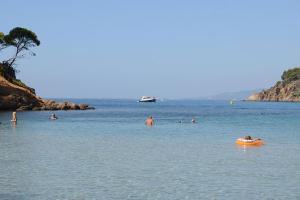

left=138, top=96, right=156, bottom=102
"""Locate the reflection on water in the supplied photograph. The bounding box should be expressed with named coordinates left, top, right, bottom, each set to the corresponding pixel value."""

left=0, top=100, right=300, bottom=199
left=11, top=121, right=17, bottom=129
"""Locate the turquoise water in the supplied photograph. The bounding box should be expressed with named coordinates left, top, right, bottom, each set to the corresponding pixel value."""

left=0, top=100, right=300, bottom=199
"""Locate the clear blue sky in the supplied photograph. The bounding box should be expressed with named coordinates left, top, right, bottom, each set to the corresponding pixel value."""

left=1, top=0, right=300, bottom=99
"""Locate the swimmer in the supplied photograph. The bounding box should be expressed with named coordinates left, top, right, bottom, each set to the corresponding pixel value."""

left=50, top=113, right=58, bottom=120
left=145, top=116, right=154, bottom=126
left=191, top=118, right=196, bottom=123
left=244, top=135, right=252, bottom=140
left=11, top=111, right=17, bottom=122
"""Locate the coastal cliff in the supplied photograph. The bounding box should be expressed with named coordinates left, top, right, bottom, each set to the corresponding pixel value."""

left=0, top=65, right=93, bottom=111
left=247, top=67, right=300, bottom=102
left=1, top=27, right=94, bottom=111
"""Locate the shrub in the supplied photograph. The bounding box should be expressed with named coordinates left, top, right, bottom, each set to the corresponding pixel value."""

left=12, top=79, right=35, bottom=94
left=0, top=63, right=16, bottom=80
left=281, top=67, right=300, bottom=83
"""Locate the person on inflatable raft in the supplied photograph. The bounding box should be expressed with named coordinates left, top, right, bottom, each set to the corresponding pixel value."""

left=236, top=135, right=264, bottom=146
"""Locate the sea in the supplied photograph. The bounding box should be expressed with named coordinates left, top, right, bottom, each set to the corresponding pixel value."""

left=0, top=99, right=299, bottom=200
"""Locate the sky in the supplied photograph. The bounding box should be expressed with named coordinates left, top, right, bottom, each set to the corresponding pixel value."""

left=1, top=0, right=300, bottom=99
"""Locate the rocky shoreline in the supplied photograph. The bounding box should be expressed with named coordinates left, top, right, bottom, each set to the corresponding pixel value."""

left=19, top=99, right=94, bottom=111
left=247, top=67, right=300, bottom=102
left=0, top=75, right=94, bottom=111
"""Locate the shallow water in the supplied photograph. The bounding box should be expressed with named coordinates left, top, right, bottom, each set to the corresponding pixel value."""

left=0, top=100, right=299, bottom=199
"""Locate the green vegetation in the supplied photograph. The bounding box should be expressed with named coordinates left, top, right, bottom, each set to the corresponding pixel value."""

left=292, top=91, right=300, bottom=97
left=12, top=79, right=28, bottom=88
left=12, top=79, right=35, bottom=94
left=0, top=32, right=6, bottom=51
left=281, top=67, right=300, bottom=83
left=1, top=27, right=40, bottom=67
left=0, top=63, right=16, bottom=80
left=0, top=27, right=40, bottom=93
left=0, top=63, right=35, bottom=94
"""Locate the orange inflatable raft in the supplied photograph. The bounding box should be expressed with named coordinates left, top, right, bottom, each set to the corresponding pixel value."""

left=236, top=138, right=264, bottom=146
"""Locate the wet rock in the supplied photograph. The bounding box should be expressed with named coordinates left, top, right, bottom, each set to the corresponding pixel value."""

left=79, top=104, right=89, bottom=110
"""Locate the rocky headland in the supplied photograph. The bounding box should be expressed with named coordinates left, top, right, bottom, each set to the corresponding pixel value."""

left=247, top=67, right=300, bottom=102
left=0, top=27, right=94, bottom=111
left=0, top=64, right=94, bottom=111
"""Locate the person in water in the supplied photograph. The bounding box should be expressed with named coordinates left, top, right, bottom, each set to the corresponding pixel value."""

left=244, top=135, right=252, bottom=140
left=11, top=112, right=17, bottom=122
left=145, top=116, right=154, bottom=126
left=50, top=113, right=58, bottom=120
left=191, top=118, right=196, bottom=123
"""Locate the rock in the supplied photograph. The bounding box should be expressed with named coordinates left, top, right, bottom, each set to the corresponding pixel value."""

left=32, top=107, right=42, bottom=111
left=17, top=105, right=32, bottom=111
left=37, top=101, right=92, bottom=111
left=79, top=104, right=89, bottom=110
left=70, top=103, right=80, bottom=110
left=247, top=67, right=300, bottom=102
left=247, top=93, right=260, bottom=101
left=0, top=75, right=93, bottom=111
left=43, top=100, right=56, bottom=106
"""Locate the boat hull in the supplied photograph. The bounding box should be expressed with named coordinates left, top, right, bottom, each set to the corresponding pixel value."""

left=236, top=138, right=264, bottom=146
left=139, top=99, right=156, bottom=102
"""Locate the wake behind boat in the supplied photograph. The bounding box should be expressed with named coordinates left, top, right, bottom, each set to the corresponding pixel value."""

left=138, top=96, right=156, bottom=102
